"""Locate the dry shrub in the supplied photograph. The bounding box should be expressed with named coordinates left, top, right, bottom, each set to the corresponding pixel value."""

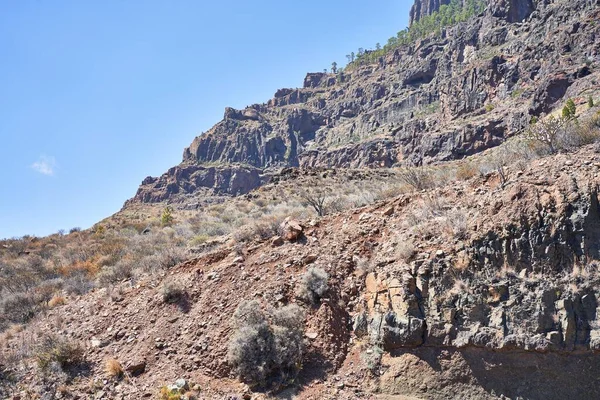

left=227, top=300, right=304, bottom=386
left=161, top=282, right=185, bottom=304
left=449, top=279, right=473, bottom=296
left=453, top=251, right=471, bottom=272
left=250, top=216, right=284, bottom=241
left=571, top=113, right=600, bottom=146
left=397, top=167, right=434, bottom=191
left=361, top=345, right=384, bottom=375
left=527, top=113, right=600, bottom=154
left=35, top=335, right=84, bottom=372
left=405, top=195, right=447, bottom=238
left=233, top=215, right=285, bottom=243
left=396, top=241, right=416, bottom=263
left=296, top=267, right=329, bottom=305
left=57, top=260, right=99, bottom=277
left=0, top=255, right=53, bottom=294
left=455, top=161, right=479, bottom=181
left=443, top=208, right=469, bottom=240
left=375, top=184, right=404, bottom=200
left=48, top=295, right=66, bottom=308
left=105, top=358, right=123, bottom=379
left=63, top=270, right=94, bottom=295
left=95, top=260, right=134, bottom=288
left=0, top=293, right=37, bottom=325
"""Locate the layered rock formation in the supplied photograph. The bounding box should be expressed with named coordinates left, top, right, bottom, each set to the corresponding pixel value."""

left=128, top=0, right=600, bottom=206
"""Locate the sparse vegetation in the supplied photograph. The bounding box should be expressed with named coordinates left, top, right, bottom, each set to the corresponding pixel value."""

left=527, top=111, right=600, bottom=155
left=347, top=0, right=486, bottom=68
left=361, top=345, right=384, bottom=375
left=527, top=115, right=571, bottom=154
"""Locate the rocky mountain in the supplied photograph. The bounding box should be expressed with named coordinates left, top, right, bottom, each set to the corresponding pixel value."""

left=3, top=1, right=600, bottom=399
left=128, top=0, right=599, bottom=207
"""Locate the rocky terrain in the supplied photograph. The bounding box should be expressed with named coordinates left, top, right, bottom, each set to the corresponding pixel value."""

left=5, top=144, right=600, bottom=399
left=2, top=0, right=600, bottom=399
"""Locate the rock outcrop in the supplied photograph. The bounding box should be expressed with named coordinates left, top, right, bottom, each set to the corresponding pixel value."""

left=127, top=0, right=600, bottom=206
left=126, top=164, right=268, bottom=205
left=409, top=0, right=455, bottom=26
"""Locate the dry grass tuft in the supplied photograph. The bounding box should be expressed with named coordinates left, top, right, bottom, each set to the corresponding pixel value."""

left=105, top=358, right=124, bottom=379
left=48, top=295, right=66, bottom=308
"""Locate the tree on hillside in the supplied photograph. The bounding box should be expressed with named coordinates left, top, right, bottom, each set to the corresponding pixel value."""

left=331, top=62, right=338, bottom=74
left=345, top=0, right=486, bottom=69
left=562, top=99, right=577, bottom=120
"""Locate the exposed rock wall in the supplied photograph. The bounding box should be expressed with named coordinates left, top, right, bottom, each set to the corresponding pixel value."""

left=128, top=0, right=600, bottom=208
left=409, top=0, right=453, bottom=26
left=353, top=152, right=600, bottom=361
left=126, top=164, right=267, bottom=204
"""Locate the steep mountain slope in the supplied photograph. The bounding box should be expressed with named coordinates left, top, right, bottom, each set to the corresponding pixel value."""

left=128, top=0, right=599, bottom=206
left=5, top=144, right=600, bottom=399
left=3, top=1, right=600, bottom=399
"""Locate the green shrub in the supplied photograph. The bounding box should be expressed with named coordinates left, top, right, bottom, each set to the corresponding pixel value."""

left=562, top=98, right=577, bottom=120
left=161, top=206, right=174, bottom=227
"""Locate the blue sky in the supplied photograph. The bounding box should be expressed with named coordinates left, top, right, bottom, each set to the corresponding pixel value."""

left=0, top=0, right=410, bottom=239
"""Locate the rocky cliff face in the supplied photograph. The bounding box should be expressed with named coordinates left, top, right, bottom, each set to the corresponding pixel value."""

left=128, top=0, right=600, bottom=206
left=409, top=0, right=455, bottom=25
left=410, top=0, right=537, bottom=25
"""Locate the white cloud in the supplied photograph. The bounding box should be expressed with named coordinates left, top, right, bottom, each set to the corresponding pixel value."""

left=31, top=155, right=57, bottom=176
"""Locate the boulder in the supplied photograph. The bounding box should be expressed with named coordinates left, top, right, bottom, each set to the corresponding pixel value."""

left=280, top=218, right=304, bottom=241
left=125, top=360, right=146, bottom=377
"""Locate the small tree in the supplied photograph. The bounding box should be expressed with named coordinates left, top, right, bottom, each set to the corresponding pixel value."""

left=161, top=206, right=174, bottom=226
left=589, top=96, right=595, bottom=108
left=527, top=115, right=569, bottom=154
left=562, top=98, right=577, bottom=120
left=297, top=181, right=332, bottom=217
left=331, top=61, right=338, bottom=74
